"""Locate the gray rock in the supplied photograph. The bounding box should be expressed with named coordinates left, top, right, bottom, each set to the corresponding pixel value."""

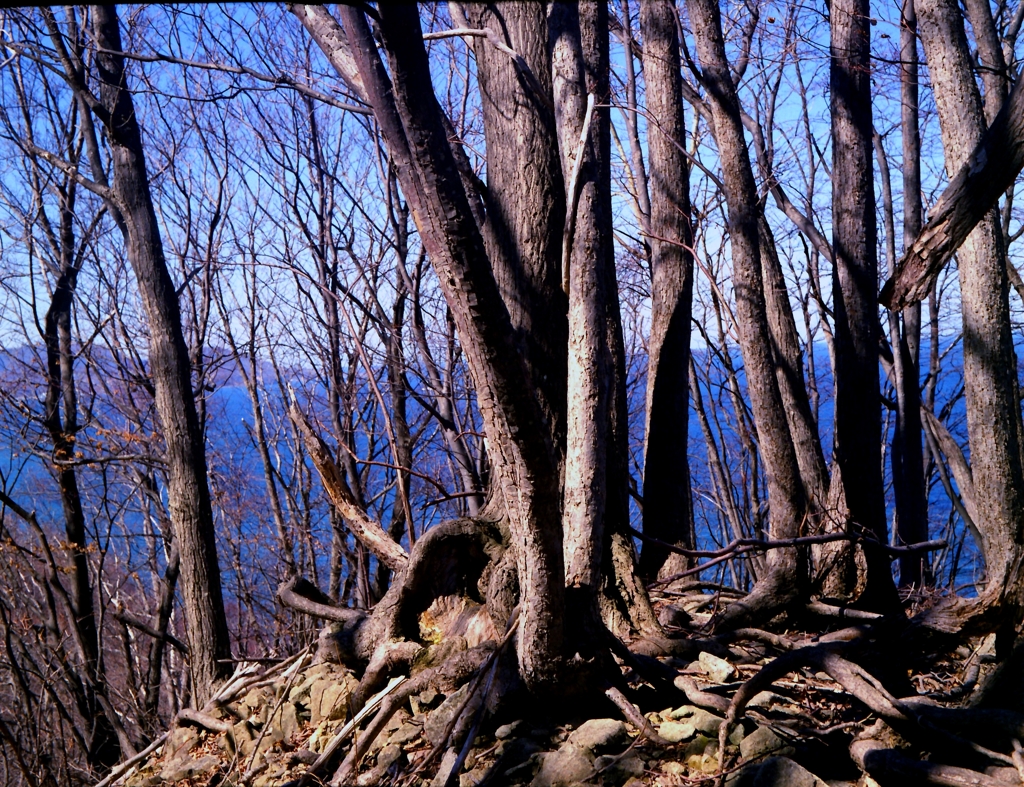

left=431, top=749, right=461, bottom=787
left=376, top=743, right=404, bottom=772
left=594, top=753, right=645, bottom=785
left=389, top=721, right=422, bottom=746
left=531, top=746, right=593, bottom=787
left=753, top=757, right=829, bottom=787
left=424, top=683, right=471, bottom=747
left=658, top=720, right=696, bottom=743
left=496, top=720, right=526, bottom=739
left=691, top=708, right=725, bottom=735
left=460, top=766, right=491, bottom=787
left=699, top=651, right=737, bottom=683
left=159, top=754, right=220, bottom=783
left=309, top=679, right=350, bottom=726
left=497, top=737, right=541, bottom=770
left=565, top=718, right=628, bottom=754
left=740, top=726, right=787, bottom=761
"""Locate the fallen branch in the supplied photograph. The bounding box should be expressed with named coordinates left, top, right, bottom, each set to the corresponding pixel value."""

left=296, top=674, right=408, bottom=787
left=644, top=531, right=946, bottom=586
left=91, top=732, right=170, bottom=787
left=606, top=685, right=672, bottom=746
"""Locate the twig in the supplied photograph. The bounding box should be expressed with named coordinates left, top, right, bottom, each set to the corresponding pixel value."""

left=91, top=732, right=170, bottom=787
left=605, top=685, right=671, bottom=747
left=296, top=675, right=407, bottom=787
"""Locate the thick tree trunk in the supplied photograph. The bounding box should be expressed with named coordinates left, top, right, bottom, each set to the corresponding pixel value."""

left=915, top=0, right=1024, bottom=597
left=462, top=3, right=569, bottom=467
left=687, top=0, right=809, bottom=626
left=90, top=5, right=232, bottom=708
left=636, top=0, right=697, bottom=582
left=329, top=6, right=566, bottom=691
left=830, top=0, right=898, bottom=608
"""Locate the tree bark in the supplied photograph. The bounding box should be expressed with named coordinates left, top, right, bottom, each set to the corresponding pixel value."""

left=90, top=5, right=232, bottom=707
left=915, top=0, right=1024, bottom=596
left=636, top=0, right=697, bottom=582
left=549, top=3, right=612, bottom=598
left=462, top=3, right=569, bottom=467
left=687, top=0, right=808, bottom=626
left=830, top=0, right=897, bottom=608
left=319, top=5, right=565, bottom=691
left=894, top=0, right=929, bottom=586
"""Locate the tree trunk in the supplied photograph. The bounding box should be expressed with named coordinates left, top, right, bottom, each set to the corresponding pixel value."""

left=894, top=0, right=929, bottom=586
left=636, top=0, right=697, bottom=582
left=91, top=5, right=232, bottom=707
left=549, top=2, right=612, bottom=601
left=830, top=0, right=898, bottom=608
left=328, top=5, right=566, bottom=691
left=881, top=74, right=1024, bottom=307
left=687, top=0, right=809, bottom=626
left=462, top=3, right=569, bottom=468
left=915, top=0, right=1024, bottom=597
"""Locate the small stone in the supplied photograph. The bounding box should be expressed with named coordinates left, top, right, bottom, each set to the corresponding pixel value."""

left=164, top=725, right=200, bottom=760
left=740, top=726, right=787, bottom=761
left=424, top=684, right=471, bottom=747
left=370, top=709, right=410, bottom=754
left=159, top=755, right=220, bottom=783
left=699, top=651, right=737, bottom=683
left=389, top=721, right=422, bottom=746
left=657, top=720, right=696, bottom=743
left=594, top=753, right=645, bottom=784
left=690, top=709, right=725, bottom=735
left=683, top=735, right=711, bottom=758
left=269, top=702, right=301, bottom=743
left=376, top=743, right=404, bottom=772
left=460, top=765, right=491, bottom=787
left=748, top=691, right=787, bottom=709
left=309, top=679, right=350, bottom=726
left=232, top=719, right=257, bottom=758
left=667, top=703, right=697, bottom=720
left=531, top=746, right=593, bottom=787
left=566, top=718, right=628, bottom=754
left=496, top=720, right=526, bottom=739
left=498, top=737, right=541, bottom=771
left=752, top=756, right=829, bottom=787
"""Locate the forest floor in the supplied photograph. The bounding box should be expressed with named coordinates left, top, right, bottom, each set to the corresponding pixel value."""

left=104, top=588, right=997, bottom=787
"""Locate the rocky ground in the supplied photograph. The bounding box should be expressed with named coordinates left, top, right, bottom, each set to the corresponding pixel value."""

left=104, top=593, right=990, bottom=787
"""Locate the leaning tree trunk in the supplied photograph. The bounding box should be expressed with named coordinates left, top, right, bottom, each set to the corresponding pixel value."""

left=90, top=5, right=232, bottom=707
left=328, top=5, right=566, bottom=691
left=687, top=0, right=809, bottom=627
left=915, top=0, right=1024, bottom=602
left=636, top=0, right=697, bottom=582
left=830, top=0, right=898, bottom=609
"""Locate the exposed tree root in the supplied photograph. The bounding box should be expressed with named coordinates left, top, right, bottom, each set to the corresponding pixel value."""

left=851, top=733, right=1018, bottom=786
